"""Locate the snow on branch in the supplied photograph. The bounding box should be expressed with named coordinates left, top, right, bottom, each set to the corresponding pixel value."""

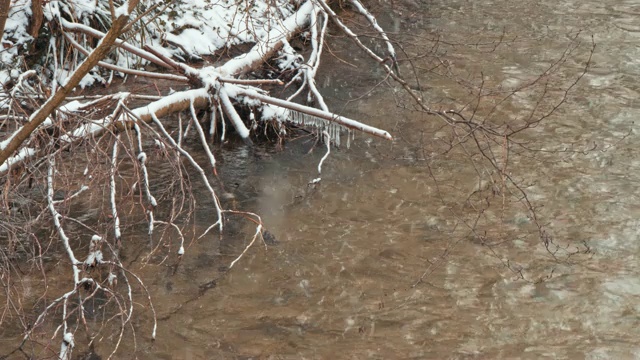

left=218, top=0, right=317, bottom=77
left=230, top=85, right=393, bottom=141
left=133, top=122, right=157, bottom=236
left=348, top=0, right=397, bottom=62
left=110, top=137, right=122, bottom=243
left=85, top=235, right=104, bottom=267
left=47, top=157, right=82, bottom=285
left=313, top=0, right=388, bottom=66
left=188, top=99, right=217, bottom=170
left=219, top=87, right=252, bottom=142
left=0, top=147, right=36, bottom=173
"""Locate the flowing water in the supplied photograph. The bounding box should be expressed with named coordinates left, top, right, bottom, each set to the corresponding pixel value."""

left=5, top=0, right=640, bottom=358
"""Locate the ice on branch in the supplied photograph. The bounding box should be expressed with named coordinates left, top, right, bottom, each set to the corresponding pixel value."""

left=288, top=110, right=346, bottom=147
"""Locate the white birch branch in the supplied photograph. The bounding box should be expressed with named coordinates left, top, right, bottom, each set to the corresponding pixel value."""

left=317, top=130, right=330, bottom=174
left=229, top=224, right=262, bottom=269
left=110, top=137, right=122, bottom=242
left=219, top=87, right=251, bottom=142
left=348, top=0, right=396, bottom=60
left=189, top=99, right=217, bottom=170
left=148, top=111, right=223, bottom=233
left=133, top=122, right=157, bottom=236
left=47, top=157, right=81, bottom=285
left=313, top=0, right=387, bottom=65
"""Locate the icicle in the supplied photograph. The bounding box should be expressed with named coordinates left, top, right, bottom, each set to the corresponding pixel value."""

left=148, top=210, right=154, bottom=235
left=183, top=113, right=192, bottom=140
left=177, top=112, right=183, bottom=148
left=286, top=110, right=352, bottom=146
left=250, top=110, right=257, bottom=130
left=209, top=107, right=217, bottom=137
left=218, top=103, right=226, bottom=141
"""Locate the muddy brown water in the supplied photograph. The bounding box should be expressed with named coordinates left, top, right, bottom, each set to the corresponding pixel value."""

left=4, top=0, right=640, bottom=359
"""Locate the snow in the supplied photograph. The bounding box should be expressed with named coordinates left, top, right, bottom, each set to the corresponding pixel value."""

left=317, top=130, right=331, bottom=174
left=59, top=100, right=83, bottom=113
left=78, top=71, right=105, bottom=89
left=219, top=88, right=251, bottom=139
left=276, top=40, right=304, bottom=71
left=47, top=159, right=82, bottom=285
left=110, top=139, right=121, bottom=242
left=133, top=88, right=209, bottom=118
left=107, top=272, right=117, bottom=286
left=1, top=0, right=33, bottom=85
left=85, top=250, right=103, bottom=266
left=0, top=148, right=35, bottom=173
left=2, top=0, right=291, bottom=86
left=42, top=1, right=58, bottom=20
left=114, top=3, right=130, bottom=18
left=154, top=0, right=296, bottom=60
left=137, top=152, right=147, bottom=164
left=74, top=1, right=99, bottom=20
left=59, top=332, right=74, bottom=360
left=260, top=103, right=288, bottom=121
left=349, top=0, right=396, bottom=59
left=63, top=332, right=74, bottom=345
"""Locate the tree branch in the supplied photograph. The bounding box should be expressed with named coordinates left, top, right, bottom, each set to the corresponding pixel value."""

left=0, top=0, right=141, bottom=167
